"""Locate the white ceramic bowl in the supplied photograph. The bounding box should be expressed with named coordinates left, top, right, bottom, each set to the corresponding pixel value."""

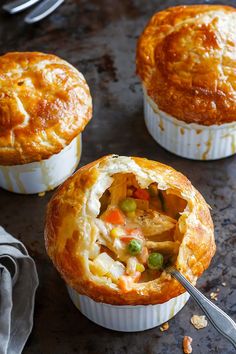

left=67, top=285, right=190, bottom=332
left=143, top=88, right=236, bottom=160
left=0, top=134, right=82, bottom=194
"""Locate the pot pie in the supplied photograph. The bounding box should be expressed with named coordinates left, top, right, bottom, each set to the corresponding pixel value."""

left=136, top=5, right=236, bottom=160
left=0, top=52, right=92, bottom=193
left=45, top=155, right=215, bottom=305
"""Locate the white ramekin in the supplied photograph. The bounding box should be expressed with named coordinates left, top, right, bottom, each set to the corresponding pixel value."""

left=143, top=88, right=236, bottom=160
left=0, top=134, right=82, bottom=194
left=67, top=286, right=190, bottom=332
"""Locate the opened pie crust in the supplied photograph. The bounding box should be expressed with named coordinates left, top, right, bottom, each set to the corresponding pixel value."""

left=45, top=155, right=215, bottom=305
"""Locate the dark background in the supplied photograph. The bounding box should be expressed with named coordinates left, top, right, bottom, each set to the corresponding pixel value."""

left=0, top=0, right=235, bottom=353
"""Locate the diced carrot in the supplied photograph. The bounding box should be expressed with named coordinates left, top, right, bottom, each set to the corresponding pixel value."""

left=126, top=228, right=142, bottom=236
left=132, top=271, right=141, bottom=282
left=121, top=228, right=143, bottom=243
left=120, top=228, right=142, bottom=243
left=118, top=272, right=141, bottom=292
left=120, top=236, right=134, bottom=243
left=138, top=246, right=149, bottom=264
left=103, top=208, right=125, bottom=225
left=126, top=228, right=137, bottom=234
left=118, top=275, right=133, bottom=292
left=134, top=188, right=150, bottom=200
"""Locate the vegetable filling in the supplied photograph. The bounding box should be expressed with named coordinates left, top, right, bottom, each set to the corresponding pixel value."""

left=89, top=173, right=187, bottom=291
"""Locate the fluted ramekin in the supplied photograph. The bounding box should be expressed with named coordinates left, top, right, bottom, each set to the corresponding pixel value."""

left=0, top=134, right=82, bottom=194
left=143, top=88, right=236, bottom=160
left=67, top=285, right=190, bottom=332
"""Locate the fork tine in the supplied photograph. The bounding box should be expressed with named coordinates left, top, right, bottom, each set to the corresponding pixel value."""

left=3, top=0, right=41, bottom=14
left=24, top=0, right=64, bottom=23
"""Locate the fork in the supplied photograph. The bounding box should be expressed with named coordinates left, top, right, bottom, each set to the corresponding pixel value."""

left=167, top=266, right=236, bottom=349
left=3, top=0, right=64, bottom=24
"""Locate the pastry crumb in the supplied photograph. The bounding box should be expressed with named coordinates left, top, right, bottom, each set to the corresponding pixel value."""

left=191, top=315, right=208, bottom=329
left=222, top=282, right=226, bottom=286
left=183, top=336, right=192, bottom=354
left=38, top=192, right=46, bottom=197
left=210, top=292, right=218, bottom=301
left=160, top=322, right=169, bottom=331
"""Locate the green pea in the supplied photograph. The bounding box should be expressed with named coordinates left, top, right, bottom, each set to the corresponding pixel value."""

left=127, top=239, right=142, bottom=256
left=120, top=198, right=137, bottom=213
left=147, top=252, right=164, bottom=270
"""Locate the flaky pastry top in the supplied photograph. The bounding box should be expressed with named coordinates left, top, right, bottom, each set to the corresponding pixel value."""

left=136, top=5, right=236, bottom=125
left=0, top=52, right=92, bottom=165
left=45, top=155, right=215, bottom=305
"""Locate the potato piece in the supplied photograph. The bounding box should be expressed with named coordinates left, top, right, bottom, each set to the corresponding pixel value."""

left=90, top=252, right=114, bottom=276
left=89, top=243, right=101, bottom=260
left=126, top=257, right=138, bottom=275
left=108, top=261, right=126, bottom=282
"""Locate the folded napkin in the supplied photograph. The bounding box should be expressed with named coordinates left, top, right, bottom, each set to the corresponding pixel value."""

left=0, top=227, right=39, bottom=354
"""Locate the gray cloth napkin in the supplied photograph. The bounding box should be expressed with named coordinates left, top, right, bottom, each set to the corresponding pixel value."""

left=0, top=226, right=39, bottom=354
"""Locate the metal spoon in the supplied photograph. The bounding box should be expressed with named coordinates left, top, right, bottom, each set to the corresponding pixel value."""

left=3, top=0, right=41, bottom=14
left=24, top=0, right=64, bottom=24
left=167, top=266, right=236, bottom=349
left=3, top=0, right=64, bottom=23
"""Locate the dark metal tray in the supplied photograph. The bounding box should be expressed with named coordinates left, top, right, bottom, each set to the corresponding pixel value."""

left=0, top=0, right=235, bottom=353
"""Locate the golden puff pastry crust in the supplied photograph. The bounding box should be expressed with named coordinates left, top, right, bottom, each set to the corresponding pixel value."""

left=136, top=5, right=236, bottom=126
left=45, top=155, right=215, bottom=305
left=0, top=52, right=92, bottom=165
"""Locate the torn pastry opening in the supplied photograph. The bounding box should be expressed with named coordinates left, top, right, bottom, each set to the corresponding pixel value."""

left=89, top=172, right=187, bottom=291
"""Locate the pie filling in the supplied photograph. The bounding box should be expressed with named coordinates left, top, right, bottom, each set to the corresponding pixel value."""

left=89, top=173, right=187, bottom=291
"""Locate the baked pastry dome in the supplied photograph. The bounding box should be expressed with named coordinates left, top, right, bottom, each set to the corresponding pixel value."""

left=0, top=52, right=92, bottom=165
left=136, top=5, right=236, bottom=125
left=45, top=155, right=215, bottom=305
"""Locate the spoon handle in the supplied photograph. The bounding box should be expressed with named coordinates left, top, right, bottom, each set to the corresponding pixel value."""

left=168, top=267, right=236, bottom=349
left=25, top=0, right=64, bottom=23
left=3, top=0, right=41, bottom=14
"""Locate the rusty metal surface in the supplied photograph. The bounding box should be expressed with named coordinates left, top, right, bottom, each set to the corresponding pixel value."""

left=0, top=0, right=235, bottom=353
